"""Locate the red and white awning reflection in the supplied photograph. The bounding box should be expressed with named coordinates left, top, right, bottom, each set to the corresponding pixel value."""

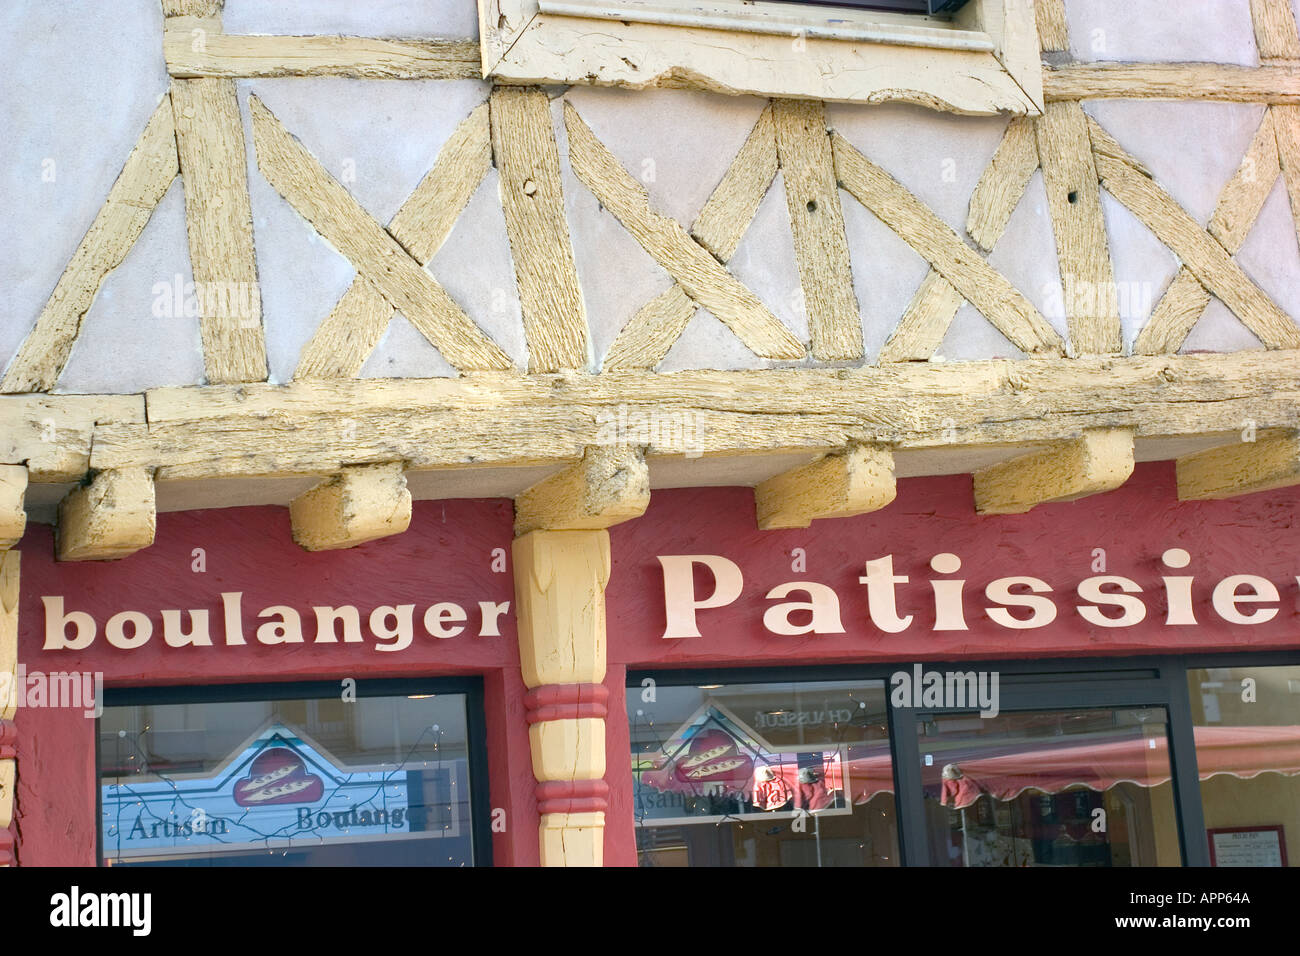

left=925, top=726, right=1300, bottom=809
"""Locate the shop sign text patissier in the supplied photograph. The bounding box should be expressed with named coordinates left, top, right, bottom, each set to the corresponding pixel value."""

left=658, top=549, right=1297, bottom=638
left=39, top=593, right=511, bottom=653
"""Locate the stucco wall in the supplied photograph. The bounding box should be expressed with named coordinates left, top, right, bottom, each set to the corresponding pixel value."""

left=1, top=0, right=1296, bottom=391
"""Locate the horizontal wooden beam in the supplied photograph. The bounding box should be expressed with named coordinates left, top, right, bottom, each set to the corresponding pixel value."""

left=56, top=468, right=156, bottom=562
left=0, top=466, right=26, bottom=551
left=65, top=351, right=1300, bottom=484
left=755, top=444, right=895, bottom=530
left=1176, top=432, right=1300, bottom=501
left=164, top=31, right=481, bottom=78
left=514, top=446, right=649, bottom=536
left=1045, top=64, right=1300, bottom=104
left=973, top=428, right=1135, bottom=515
left=0, top=394, right=144, bottom=482
left=289, top=462, right=412, bottom=551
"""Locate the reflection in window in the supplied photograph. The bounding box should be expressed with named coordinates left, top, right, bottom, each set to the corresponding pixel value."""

left=1190, top=665, right=1300, bottom=866
left=919, top=708, right=1182, bottom=866
left=629, top=680, right=898, bottom=867
left=100, top=692, right=477, bottom=866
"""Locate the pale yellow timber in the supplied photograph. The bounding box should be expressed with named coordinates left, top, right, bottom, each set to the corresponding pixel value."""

left=755, top=444, right=896, bottom=530
left=973, top=428, right=1136, bottom=515
left=1176, top=432, right=1300, bottom=501
left=0, top=467, right=26, bottom=552
left=514, top=446, right=649, bottom=536
left=56, top=468, right=157, bottom=562
left=289, top=462, right=412, bottom=552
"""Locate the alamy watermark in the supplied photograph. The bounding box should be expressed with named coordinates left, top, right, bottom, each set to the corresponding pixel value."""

left=890, top=664, right=1000, bottom=718
left=0, top=664, right=103, bottom=717
left=1043, top=277, right=1153, bottom=323
left=152, top=273, right=260, bottom=327
left=595, top=403, right=705, bottom=459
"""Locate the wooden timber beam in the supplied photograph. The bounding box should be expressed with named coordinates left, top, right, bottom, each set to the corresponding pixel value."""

left=514, top=446, right=650, bottom=536
left=755, top=445, right=895, bottom=530
left=76, top=351, right=1300, bottom=483
left=289, top=462, right=412, bottom=552
left=165, top=32, right=481, bottom=79
left=1176, top=432, right=1300, bottom=501
left=1044, top=64, right=1300, bottom=104
left=56, top=468, right=156, bottom=562
left=0, top=394, right=144, bottom=483
left=973, top=428, right=1135, bottom=515
left=0, top=467, right=26, bottom=552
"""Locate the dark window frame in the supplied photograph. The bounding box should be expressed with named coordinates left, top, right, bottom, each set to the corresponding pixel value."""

left=96, top=676, right=494, bottom=868
left=629, top=653, right=1300, bottom=868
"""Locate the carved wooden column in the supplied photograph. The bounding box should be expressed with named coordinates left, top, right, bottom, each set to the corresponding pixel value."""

left=513, top=530, right=611, bottom=866
left=511, top=445, right=649, bottom=866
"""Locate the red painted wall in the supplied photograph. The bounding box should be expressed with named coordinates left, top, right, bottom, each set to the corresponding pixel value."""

left=607, top=463, right=1300, bottom=670
left=11, top=464, right=1300, bottom=866
left=13, top=499, right=534, bottom=866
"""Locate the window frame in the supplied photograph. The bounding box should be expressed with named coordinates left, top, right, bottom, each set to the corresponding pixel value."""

left=626, top=654, right=1294, bottom=867
left=96, top=676, right=495, bottom=868
left=478, top=0, right=1043, bottom=115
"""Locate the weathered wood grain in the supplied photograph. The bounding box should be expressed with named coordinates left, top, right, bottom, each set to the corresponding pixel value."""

left=832, top=131, right=1064, bottom=356
left=772, top=99, right=861, bottom=361
left=1136, top=110, right=1283, bottom=354
left=1034, top=101, right=1120, bottom=356
left=82, top=350, right=1300, bottom=481
left=1094, top=127, right=1300, bottom=350
left=1045, top=64, right=1300, bottom=103
left=565, top=101, right=803, bottom=361
left=491, top=88, right=589, bottom=372
left=250, top=96, right=512, bottom=371
left=166, top=32, right=481, bottom=79
left=171, top=78, right=267, bottom=383
left=296, top=104, right=494, bottom=379
left=604, top=104, right=780, bottom=370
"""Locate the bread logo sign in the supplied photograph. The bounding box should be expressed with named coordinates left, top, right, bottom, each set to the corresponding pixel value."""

left=234, top=747, right=324, bottom=807
left=673, top=729, right=754, bottom=787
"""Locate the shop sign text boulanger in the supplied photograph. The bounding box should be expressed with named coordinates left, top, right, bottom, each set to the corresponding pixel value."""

left=40, top=593, right=510, bottom=653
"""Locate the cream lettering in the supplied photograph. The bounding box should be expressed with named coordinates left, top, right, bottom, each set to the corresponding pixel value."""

left=858, top=555, right=912, bottom=634
left=659, top=554, right=743, bottom=639
left=41, top=596, right=507, bottom=652
left=762, top=582, right=845, bottom=636
left=1211, top=575, right=1279, bottom=624
left=652, top=550, right=1295, bottom=640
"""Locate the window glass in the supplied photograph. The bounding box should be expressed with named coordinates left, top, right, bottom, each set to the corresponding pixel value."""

left=918, top=708, right=1182, bottom=866
left=100, top=691, right=477, bottom=866
left=630, top=679, right=898, bottom=867
left=1189, top=664, right=1300, bottom=866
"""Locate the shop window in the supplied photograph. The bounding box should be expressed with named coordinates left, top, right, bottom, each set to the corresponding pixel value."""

left=479, top=0, right=1042, bottom=114
left=917, top=707, right=1183, bottom=866
left=629, top=677, right=899, bottom=866
left=99, top=682, right=486, bottom=866
left=1189, top=664, right=1300, bottom=867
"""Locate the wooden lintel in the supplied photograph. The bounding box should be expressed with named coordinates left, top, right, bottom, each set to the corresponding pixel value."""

left=514, top=446, right=650, bottom=536
left=289, top=461, right=412, bottom=552
left=755, top=444, right=895, bottom=530
left=973, top=428, right=1135, bottom=515
left=56, top=468, right=156, bottom=562
left=1176, top=432, right=1300, bottom=501
left=77, top=351, right=1300, bottom=482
